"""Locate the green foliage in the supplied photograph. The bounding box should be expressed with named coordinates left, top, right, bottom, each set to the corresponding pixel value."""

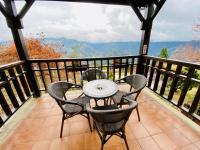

left=176, top=67, right=200, bottom=91
left=69, top=45, right=80, bottom=58
left=159, top=48, right=169, bottom=58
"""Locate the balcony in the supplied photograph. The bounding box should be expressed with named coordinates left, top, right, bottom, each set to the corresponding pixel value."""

left=0, top=55, right=200, bottom=149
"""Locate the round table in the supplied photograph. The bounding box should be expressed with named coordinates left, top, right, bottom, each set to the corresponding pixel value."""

left=83, top=79, right=119, bottom=99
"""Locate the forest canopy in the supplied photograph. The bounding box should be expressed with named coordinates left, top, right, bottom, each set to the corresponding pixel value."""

left=0, top=37, right=61, bottom=65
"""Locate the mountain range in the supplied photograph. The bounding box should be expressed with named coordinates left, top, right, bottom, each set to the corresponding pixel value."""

left=44, top=38, right=200, bottom=58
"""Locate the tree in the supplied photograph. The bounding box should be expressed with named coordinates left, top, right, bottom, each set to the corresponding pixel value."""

left=159, top=48, right=169, bottom=58
left=0, top=37, right=61, bottom=65
left=69, top=45, right=80, bottom=58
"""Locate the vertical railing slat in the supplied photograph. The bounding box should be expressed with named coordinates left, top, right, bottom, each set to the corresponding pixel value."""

left=189, top=84, right=200, bottom=113
left=147, top=60, right=156, bottom=87
left=168, top=65, right=182, bottom=100
left=16, top=65, right=31, bottom=97
left=0, top=90, right=12, bottom=116
left=64, top=61, right=69, bottom=82
left=130, top=57, right=134, bottom=75
left=113, top=59, right=115, bottom=81
left=0, top=71, right=19, bottom=107
left=0, top=116, right=4, bottom=127
left=101, top=59, right=103, bottom=71
left=38, top=62, right=47, bottom=91
left=177, top=67, right=195, bottom=107
left=8, top=68, right=25, bottom=103
left=160, top=63, right=172, bottom=95
left=144, top=59, right=150, bottom=77
left=153, top=61, right=163, bottom=91
left=124, top=58, right=128, bottom=77
left=47, top=62, right=53, bottom=83
left=72, top=61, right=76, bottom=84
left=56, top=62, right=61, bottom=81
left=107, top=59, right=109, bottom=79
left=119, top=58, right=122, bottom=79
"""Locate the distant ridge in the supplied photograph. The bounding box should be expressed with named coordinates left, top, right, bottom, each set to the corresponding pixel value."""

left=1, top=38, right=199, bottom=58
left=44, top=38, right=198, bottom=58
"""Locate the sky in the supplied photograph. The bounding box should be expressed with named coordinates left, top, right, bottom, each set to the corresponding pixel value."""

left=0, top=0, right=200, bottom=42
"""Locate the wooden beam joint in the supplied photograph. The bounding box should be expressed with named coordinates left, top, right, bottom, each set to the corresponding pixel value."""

left=6, top=15, right=24, bottom=29
left=2, top=0, right=34, bottom=29
left=0, top=2, right=9, bottom=18
left=128, top=0, right=166, bottom=30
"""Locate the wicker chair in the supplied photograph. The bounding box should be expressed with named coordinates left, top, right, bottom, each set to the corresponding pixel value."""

left=48, top=81, right=92, bottom=137
left=87, top=97, right=138, bottom=150
left=81, top=68, right=107, bottom=86
left=112, top=74, right=147, bottom=121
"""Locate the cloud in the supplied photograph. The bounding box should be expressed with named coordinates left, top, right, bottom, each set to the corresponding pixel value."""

left=0, top=1, right=200, bottom=42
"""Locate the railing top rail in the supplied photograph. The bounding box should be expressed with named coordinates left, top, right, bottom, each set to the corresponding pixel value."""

left=28, top=55, right=140, bottom=62
left=0, top=60, right=25, bottom=70
left=145, top=55, right=200, bottom=69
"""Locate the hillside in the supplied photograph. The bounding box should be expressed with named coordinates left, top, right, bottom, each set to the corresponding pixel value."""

left=1, top=38, right=199, bottom=58
left=44, top=38, right=194, bottom=58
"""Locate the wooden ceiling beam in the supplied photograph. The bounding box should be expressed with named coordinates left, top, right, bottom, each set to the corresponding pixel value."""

left=13, top=0, right=129, bottom=6
left=0, top=2, right=9, bottom=18
left=151, top=0, right=166, bottom=21
left=19, top=0, right=35, bottom=18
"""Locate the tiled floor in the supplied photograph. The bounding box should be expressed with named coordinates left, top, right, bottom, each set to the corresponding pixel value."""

left=1, top=86, right=200, bottom=150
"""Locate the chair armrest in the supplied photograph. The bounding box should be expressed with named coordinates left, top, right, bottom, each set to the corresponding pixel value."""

left=115, top=77, right=126, bottom=83
left=92, top=104, right=118, bottom=110
left=122, top=97, right=138, bottom=106
left=71, top=83, right=82, bottom=88
left=121, top=90, right=137, bottom=98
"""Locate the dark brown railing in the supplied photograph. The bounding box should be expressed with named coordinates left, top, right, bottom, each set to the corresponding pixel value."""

left=28, top=55, right=139, bottom=91
left=1, top=55, right=200, bottom=126
left=144, top=56, right=200, bottom=122
left=0, top=61, right=33, bottom=126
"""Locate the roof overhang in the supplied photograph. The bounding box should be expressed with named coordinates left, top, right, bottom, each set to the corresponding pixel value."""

left=13, top=0, right=155, bottom=7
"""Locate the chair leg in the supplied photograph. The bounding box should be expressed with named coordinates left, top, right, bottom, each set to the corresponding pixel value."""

left=87, top=113, right=92, bottom=132
left=122, top=132, right=129, bottom=150
left=136, top=106, right=140, bottom=121
left=101, top=141, right=104, bottom=150
left=60, top=114, right=65, bottom=138
left=101, top=134, right=106, bottom=150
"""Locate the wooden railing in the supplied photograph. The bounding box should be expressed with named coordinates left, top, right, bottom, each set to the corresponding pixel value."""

left=143, top=56, right=200, bottom=122
left=0, top=61, right=33, bottom=126
left=28, top=55, right=139, bottom=91
left=1, top=55, right=200, bottom=126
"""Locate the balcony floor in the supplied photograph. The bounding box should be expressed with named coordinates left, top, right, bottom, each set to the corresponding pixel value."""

left=1, top=85, right=200, bottom=150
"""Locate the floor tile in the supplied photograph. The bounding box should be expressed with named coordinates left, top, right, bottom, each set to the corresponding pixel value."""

left=32, top=140, right=50, bottom=150
left=67, top=134, right=85, bottom=150
left=138, top=136, right=161, bottom=150
left=152, top=133, right=177, bottom=150
left=49, top=138, right=68, bottom=150
left=128, top=122, right=150, bottom=139
left=165, top=129, right=191, bottom=148
left=195, top=141, right=200, bottom=149
left=179, top=144, right=199, bottom=150
left=1, top=89, right=200, bottom=150
left=177, top=126, right=200, bottom=143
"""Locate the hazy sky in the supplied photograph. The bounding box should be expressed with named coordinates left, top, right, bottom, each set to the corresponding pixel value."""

left=0, top=0, right=200, bottom=42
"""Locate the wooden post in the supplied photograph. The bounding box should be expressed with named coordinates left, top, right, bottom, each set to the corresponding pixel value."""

left=4, top=1, right=40, bottom=97
left=137, top=4, right=154, bottom=74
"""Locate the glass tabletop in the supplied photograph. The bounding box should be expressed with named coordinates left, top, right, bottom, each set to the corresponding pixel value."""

left=83, top=79, right=119, bottom=99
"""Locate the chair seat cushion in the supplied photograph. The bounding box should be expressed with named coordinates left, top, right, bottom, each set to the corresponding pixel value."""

left=112, top=91, right=134, bottom=104
left=63, top=96, right=90, bottom=115
left=92, top=104, right=124, bottom=133
left=95, top=120, right=124, bottom=133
